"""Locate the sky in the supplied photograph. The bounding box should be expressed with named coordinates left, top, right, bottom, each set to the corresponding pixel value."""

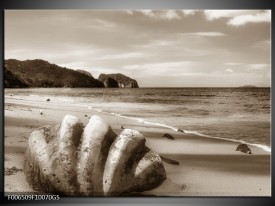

left=5, top=10, right=271, bottom=87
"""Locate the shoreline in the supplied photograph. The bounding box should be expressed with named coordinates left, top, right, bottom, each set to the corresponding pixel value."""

left=4, top=96, right=271, bottom=196
left=5, top=95, right=271, bottom=153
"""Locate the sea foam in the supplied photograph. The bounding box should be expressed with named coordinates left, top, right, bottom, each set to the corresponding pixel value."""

left=108, top=111, right=271, bottom=153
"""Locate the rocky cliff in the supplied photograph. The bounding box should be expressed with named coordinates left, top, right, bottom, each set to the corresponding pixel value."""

left=98, top=73, right=139, bottom=88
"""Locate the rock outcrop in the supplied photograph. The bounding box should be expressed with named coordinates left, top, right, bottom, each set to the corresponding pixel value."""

left=236, top=144, right=252, bottom=154
left=98, top=73, right=139, bottom=88
left=98, top=76, right=119, bottom=88
left=24, top=115, right=166, bottom=196
left=4, top=59, right=104, bottom=88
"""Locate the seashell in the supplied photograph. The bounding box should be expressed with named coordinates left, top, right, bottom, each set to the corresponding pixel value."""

left=24, top=115, right=166, bottom=196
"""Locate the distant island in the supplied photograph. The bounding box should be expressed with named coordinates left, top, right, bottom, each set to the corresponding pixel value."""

left=4, top=59, right=139, bottom=88
left=239, top=85, right=257, bottom=88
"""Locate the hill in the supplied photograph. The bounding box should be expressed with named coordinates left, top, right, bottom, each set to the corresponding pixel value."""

left=4, top=67, right=28, bottom=88
left=76, top=69, right=93, bottom=78
left=4, top=59, right=104, bottom=88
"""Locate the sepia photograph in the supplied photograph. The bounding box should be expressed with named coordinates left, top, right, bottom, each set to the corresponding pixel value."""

left=4, top=10, right=271, bottom=196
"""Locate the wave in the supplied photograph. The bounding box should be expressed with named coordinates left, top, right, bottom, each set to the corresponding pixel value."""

left=183, top=130, right=271, bottom=153
left=118, top=115, right=179, bottom=131
left=75, top=103, right=270, bottom=153
left=105, top=111, right=271, bottom=153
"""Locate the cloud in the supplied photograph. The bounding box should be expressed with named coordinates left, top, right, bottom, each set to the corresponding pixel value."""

left=224, top=62, right=242, bottom=66
left=225, top=68, right=234, bottom=73
left=204, top=10, right=271, bottom=26
left=182, top=10, right=195, bottom=16
left=85, top=67, right=122, bottom=78
left=95, top=19, right=116, bottom=28
left=165, top=10, right=181, bottom=20
left=5, top=47, right=100, bottom=63
left=123, top=61, right=197, bottom=77
left=228, top=10, right=271, bottom=26
left=124, top=61, right=193, bottom=70
left=126, top=10, right=195, bottom=19
left=204, top=10, right=251, bottom=20
left=97, top=52, right=143, bottom=60
left=248, top=64, right=269, bottom=70
left=136, top=39, right=177, bottom=49
left=59, top=61, right=88, bottom=69
left=139, top=10, right=155, bottom=18
left=134, top=38, right=213, bottom=57
left=180, top=72, right=209, bottom=77
left=124, top=10, right=133, bottom=15
left=86, top=18, right=117, bottom=30
left=139, top=10, right=181, bottom=20
left=186, top=32, right=225, bottom=37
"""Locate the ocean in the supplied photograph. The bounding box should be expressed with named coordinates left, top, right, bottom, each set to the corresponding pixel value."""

left=5, top=87, right=271, bottom=152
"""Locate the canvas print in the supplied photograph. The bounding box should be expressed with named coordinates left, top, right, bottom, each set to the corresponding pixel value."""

left=4, top=10, right=271, bottom=196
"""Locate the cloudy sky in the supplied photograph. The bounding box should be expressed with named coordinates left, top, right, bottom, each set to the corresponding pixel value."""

left=5, top=10, right=271, bottom=87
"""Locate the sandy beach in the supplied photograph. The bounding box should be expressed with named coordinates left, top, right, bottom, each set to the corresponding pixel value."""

left=4, top=95, right=271, bottom=196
